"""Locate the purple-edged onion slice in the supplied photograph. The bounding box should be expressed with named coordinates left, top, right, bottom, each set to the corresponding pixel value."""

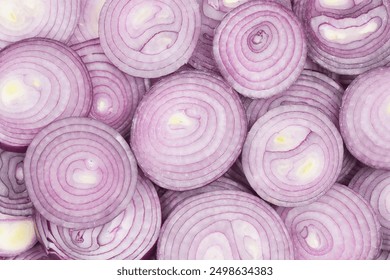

left=340, top=67, right=390, bottom=169
left=348, top=167, right=390, bottom=251
left=157, top=190, right=294, bottom=260
left=131, top=71, right=247, bottom=191
left=278, top=185, right=381, bottom=259
left=99, top=0, right=201, bottom=78
left=0, top=38, right=92, bottom=152
left=35, top=173, right=161, bottom=260
left=242, top=105, right=344, bottom=207
left=213, top=1, right=306, bottom=98
left=24, top=117, right=138, bottom=229
left=7, top=244, right=51, bottom=260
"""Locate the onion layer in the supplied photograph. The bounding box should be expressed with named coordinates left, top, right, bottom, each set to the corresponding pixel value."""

left=242, top=105, right=344, bottom=207
left=24, top=117, right=138, bottom=229
left=157, top=190, right=294, bottom=260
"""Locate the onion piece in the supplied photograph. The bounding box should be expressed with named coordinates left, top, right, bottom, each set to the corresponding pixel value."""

left=99, top=0, right=201, bottom=78
left=348, top=167, right=390, bottom=251
left=7, top=244, right=51, bottom=260
left=0, top=38, right=92, bottom=152
left=278, top=185, right=382, bottom=259
left=340, top=67, right=390, bottom=169
left=35, top=173, right=161, bottom=260
left=24, top=117, right=138, bottom=230
left=157, top=190, right=294, bottom=260
left=131, top=70, right=247, bottom=191
left=0, top=0, right=80, bottom=49
left=213, top=1, right=307, bottom=98
left=0, top=213, right=37, bottom=257
left=242, top=105, right=344, bottom=207
left=72, top=38, right=147, bottom=136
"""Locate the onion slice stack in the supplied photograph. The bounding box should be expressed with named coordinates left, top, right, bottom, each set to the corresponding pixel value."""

left=131, top=71, right=247, bottom=191
left=213, top=1, right=306, bottom=98
left=35, top=174, right=161, bottom=260
left=348, top=167, right=390, bottom=250
left=242, top=105, right=344, bottom=207
left=278, top=185, right=382, bottom=259
left=99, top=0, right=201, bottom=78
left=24, top=117, right=138, bottom=229
left=157, top=190, right=294, bottom=260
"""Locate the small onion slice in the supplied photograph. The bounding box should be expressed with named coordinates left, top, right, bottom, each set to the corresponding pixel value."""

left=7, top=244, right=51, bottom=260
left=242, top=105, right=344, bottom=207
left=278, top=185, right=381, bottom=260
left=35, top=173, right=161, bottom=260
left=340, top=67, right=390, bottom=169
left=0, top=38, right=92, bottom=152
left=24, top=117, right=138, bottom=229
left=213, top=1, right=307, bottom=98
left=99, top=0, right=201, bottom=78
left=348, top=167, right=390, bottom=251
left=157, top=190, right=294, bottom=260
left=131, top=71, right=247, bottom=191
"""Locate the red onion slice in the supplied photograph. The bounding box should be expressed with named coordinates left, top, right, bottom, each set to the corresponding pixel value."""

left=242, top=105, right=344, bottom=207
left=0, top=38, right=92, bottom=152
left=72, top=39, right=147, bottom=136
left=213, top=1, right=307, bottom=98
left=340, top=67, right=390, bottom=169
left=7, top=244, right=51, bottom=260
left=278, top=185, right=381, bottom=259
left=131, top=71, right=247, bottom=191
left=24, top=117, right=138, bottom=229
left=99, top=0, right=201, bottom=78
left=0, top=149, right=32, bottom=216
left=348, top=167, right=390, bottom=251
left=157, top=190, right=294, bottom=260
left=35, top=173, right=161, bottom=260
left=0, top=0, right=80, bottom=49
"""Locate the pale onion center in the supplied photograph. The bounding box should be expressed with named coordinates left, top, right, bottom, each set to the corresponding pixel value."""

left=222, top=0, right=244, bottom=8
left=72, top=170, right=99, bottom=185
left=95, top=96, right=113, bottom=115
left=15, top=162, right=24, bottom=184
left=266, top=125, right=311, bottom=152
left=168, top=112, right=192, bottom=128
left=232, top=220, right=262, bottom=259
left=318, top=0, right=357, bottom=9
left=0, top=0, right=44, bottom=29
left=0, top=220, right=35, bottom=252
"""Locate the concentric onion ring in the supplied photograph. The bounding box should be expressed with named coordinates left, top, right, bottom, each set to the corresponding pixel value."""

left=0, top=38, right=92, bottom=152
left=213, top=1, right=307, bottom=98
left=340, top=67, right=390, bottom=169
left=157, top=190, right=294, bottom=260
left=99, top=0, right=201, bottom=78
left=278, top=185, right=381, bottom=259
left=131, top=70, right=247, bottom=191
left=242, top=105, right=344, bottom=207
left=24, top=117, right=138, bottom=229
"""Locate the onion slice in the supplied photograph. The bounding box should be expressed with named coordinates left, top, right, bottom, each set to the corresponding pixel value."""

left=24, top=117, right=138, bottom=229
left=157, top=190, right=294, bottom=260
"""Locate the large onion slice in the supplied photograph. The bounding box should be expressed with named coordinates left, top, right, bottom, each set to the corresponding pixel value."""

left=340, top=67, right=390, bottom=169
left=278, top=185, right=381, bottom=259
left=24, top=117, right=138, bottom=229
left=213, top=1, right=306, bottom=98
left=0, top=38, right=92, bottom=152
left=35, top=173, right=161, bottom=260
left=157, top=190, right=294, bottom=260
left=131, top=71, right=247, bottom=191
left=99, top=0, right=201, bottom=78
left=348, top=167, right=390, bottom=251
left=242, top=105, right=344, bottom=207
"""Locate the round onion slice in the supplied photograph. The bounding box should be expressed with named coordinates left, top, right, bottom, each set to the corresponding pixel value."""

left=99, top=0, right=201, bottom=78
left=340, top=67, right=390, bottom=169
left=35, top=173, right=161, bottom=260
left=0, top=149, right=32, bottom=216
left=278, top=185, right=381, bottom=259
left=157, top=190, right=294, bottom=260
left=131, top=71, right=247, bottom=191
left=213, top=1, right=307, bottom=98
left=7, top=244, right=51, bottom=260
left=242, top=105, right=344, bottom=207
left=0, top=0, right=80, bottom=49
left=0, top=38, right=92, bottom=152
left=24, top=117, right=138, bottom=229
left=72, top=39, right=147, bottom=136
left=244, top=70, right=343, bottom=128
left=348, top=167, right=390, bottom=251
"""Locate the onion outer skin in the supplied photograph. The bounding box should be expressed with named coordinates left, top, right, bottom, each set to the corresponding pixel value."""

left=157, top=190, right=294, bottom=260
